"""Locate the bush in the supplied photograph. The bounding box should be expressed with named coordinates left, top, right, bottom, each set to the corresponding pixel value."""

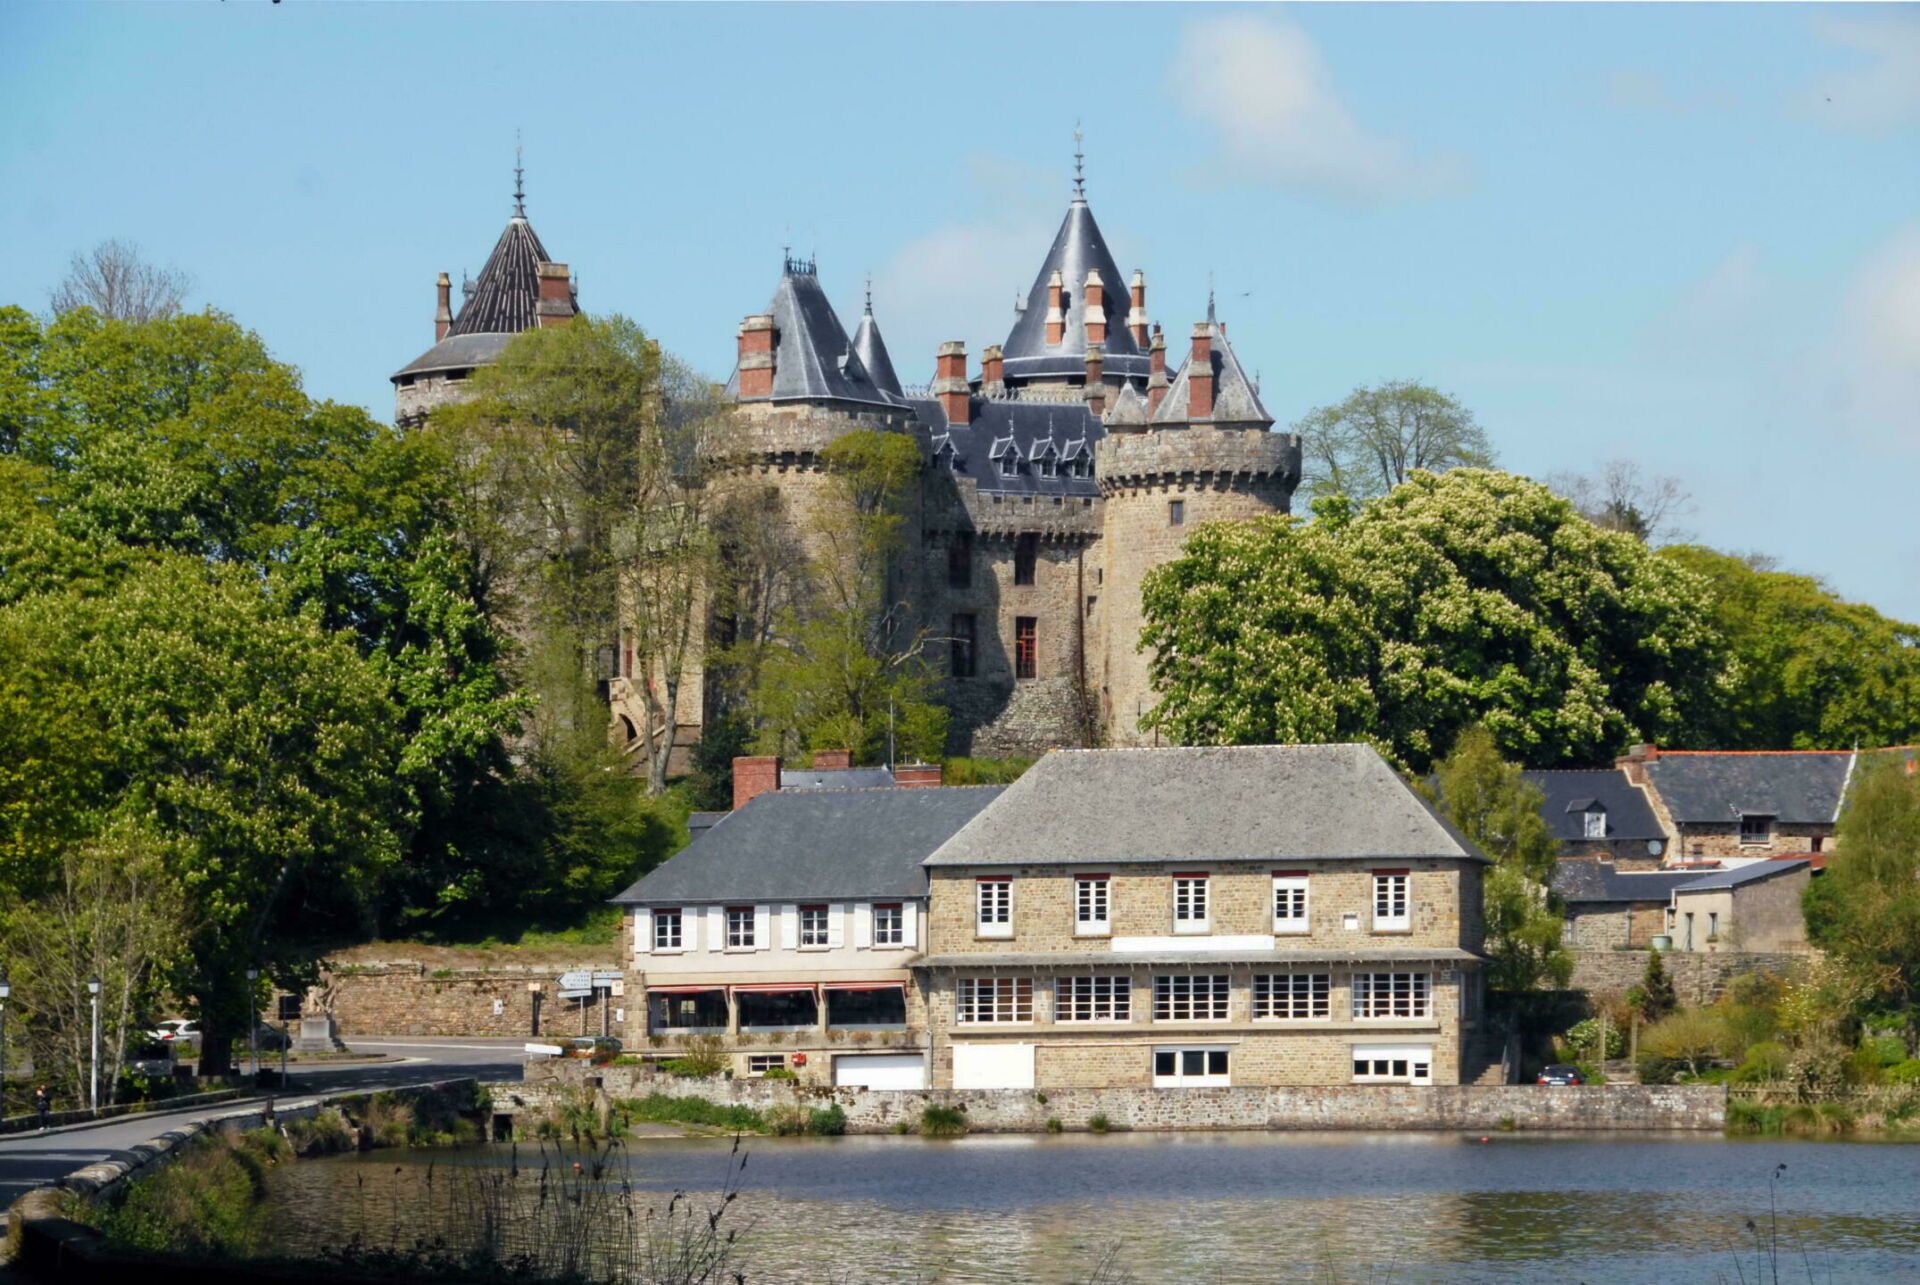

left=1563, top=1017, right=1625, bottom=1062
left=761, top=1067, right=797, bottom=1081
left=1638, top=951, right=1677, bottom=1022
left=1730, top=1041, right=1790, bottom=1084
left=664, top=1034, right=727, bottom=1078
left=1885, top=1059, right=1920, bottom=1085
left=285, top=1109, right=355, bottom=1157
left=764, top=1105, right=811, bottom=1136
left=919, top=1105, right=967, bottom=1137
left=621, top=1092, right=766, bottom=1133
left=1045, top=1116, right=1063, bottom=1134
left=808, top=1104, right=847, bottom=1136
left=1639, top=1009, right=1725, bottom=1080
left=361, top=1094, right=414, bottom=1149
left=101, top=1132, right=267, bottom=1256
left=1863, top=1035, right=1908, bottom=1068
left=1088, top=1113, right=1111, bottom=1135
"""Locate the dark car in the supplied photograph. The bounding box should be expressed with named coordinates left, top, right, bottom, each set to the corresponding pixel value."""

left=1536, top=1064, right=1585, bottom=1086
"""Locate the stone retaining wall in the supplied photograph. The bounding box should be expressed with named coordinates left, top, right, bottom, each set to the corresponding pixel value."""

left=501, top=1061, right=1724, bottom=1133
left=314, top=961, right=621, bottom=1039
left=1568, top=949, right=1807, bottom=1006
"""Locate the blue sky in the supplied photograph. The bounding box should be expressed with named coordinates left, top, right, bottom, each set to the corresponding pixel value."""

left=4, top=3, right=1917, bottom=617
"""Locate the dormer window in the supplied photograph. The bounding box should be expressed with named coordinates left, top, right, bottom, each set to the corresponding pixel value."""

left=1038, top=458, right=1057, bottom=478
left=999, top=455, right=1018, bottom=477
left=1739, top=813, right=1774, bottom=845
left=1583, top=809, right=1606, bottom=840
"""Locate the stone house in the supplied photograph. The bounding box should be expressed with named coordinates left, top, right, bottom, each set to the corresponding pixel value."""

left=1617, top=746, right=1858, bottom=864
left=1523, top=768, right=1669, bottom=867
left=1552, top=858, right=1811, bottom=953
left=612, top=784, right=1003, bottom=1088
left=915, top=744, right=1489, bottom=1091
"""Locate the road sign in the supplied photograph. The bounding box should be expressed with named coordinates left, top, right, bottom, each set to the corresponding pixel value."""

left=557, top=969, right=593, bottom=991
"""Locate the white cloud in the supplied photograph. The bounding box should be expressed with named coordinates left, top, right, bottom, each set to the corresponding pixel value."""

left=1801, top=14, right=1920, bottom=132
left=1826, top=224, right=1920, bottom=441
left=1166, top=14, right=1467, bottom=202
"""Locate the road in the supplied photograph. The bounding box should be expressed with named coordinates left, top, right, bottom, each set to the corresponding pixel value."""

left=0, top=1037, right=527, bottom=1207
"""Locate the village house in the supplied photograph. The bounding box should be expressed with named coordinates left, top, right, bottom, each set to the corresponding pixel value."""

left=1615, top=746, right=1863, bottom=864
left=1523, top=768, right=1669, bottom=868
left=914, top=744, right=1490, bottom=1091
left=1551, top=858, right=1811, bottom=953
left=613, top=782, right=1002, bottom=1088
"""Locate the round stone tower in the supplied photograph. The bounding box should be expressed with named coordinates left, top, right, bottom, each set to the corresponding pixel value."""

left=1095, top=314, right=1301, bottom=746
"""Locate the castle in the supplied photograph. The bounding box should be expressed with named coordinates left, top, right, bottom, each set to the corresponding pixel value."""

left=392, top=157, right=1303, bottom=759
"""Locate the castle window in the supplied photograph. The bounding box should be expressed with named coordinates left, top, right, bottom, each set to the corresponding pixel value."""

left=1739, top=813, right=1774, bottom=845
left=1014, top=534, right=1038, bottom=585
left=1015, top=617, right=1037, bottom=680
left=1169, top=499, right=1185, bottom=526
left=948, top=533, right=972, bottom=588
left=999, top=454, right=1018, bottom=477
left=1086, top=595, right=1098, bottom=617
left=950, top=613, right=977, bottom=679
left=1038, top=458, right=1058, bottom=479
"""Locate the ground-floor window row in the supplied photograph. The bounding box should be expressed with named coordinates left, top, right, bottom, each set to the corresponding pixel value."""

left=951, top=971, right=1442, bottom=1025
left=948, top=1041, right=1441, bottom=1088
left=647, top=982, right=910, bottom=1033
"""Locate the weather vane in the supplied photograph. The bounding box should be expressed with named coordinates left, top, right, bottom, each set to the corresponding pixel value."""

left=1073, top=121, right=1085, bottom=198
left=513, top=130, right=526, bottom=217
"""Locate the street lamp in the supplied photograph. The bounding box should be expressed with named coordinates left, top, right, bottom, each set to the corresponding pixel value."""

left=245, top=969, right=259, bottom=1081
left=86, top=975, right=101, bottom=1111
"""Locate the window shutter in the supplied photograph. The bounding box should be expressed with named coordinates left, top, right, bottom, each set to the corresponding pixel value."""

left=707, top=906, right=724, bottom=952
left=901, top=901, right=918, bottom=948
left=828, top=903, right=846, bottom=949
left=853, top=903, right=873, bottom=950
left=779, top=904, right=799, bottom=949
left=754, top=905, right=771, bottom=951
left=683, top=907, right=699, bottom=952
left=638, top=909, right=653, bottom=956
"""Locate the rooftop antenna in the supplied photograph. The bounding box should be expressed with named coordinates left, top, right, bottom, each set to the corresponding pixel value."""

left=513, top=131, right=526, bottom=218
left=1072, top=121, right=1086, bottom=199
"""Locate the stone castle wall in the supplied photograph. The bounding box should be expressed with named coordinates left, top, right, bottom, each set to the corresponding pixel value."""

left=314, top=962, right=622, bottom=1040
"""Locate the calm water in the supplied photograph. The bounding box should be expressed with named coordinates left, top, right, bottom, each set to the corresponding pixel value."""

left=265, top=1132, right=1920, bottom=1283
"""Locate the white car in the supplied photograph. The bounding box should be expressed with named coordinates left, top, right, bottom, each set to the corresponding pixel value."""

left=150, top=1019, right=199, bottom=1044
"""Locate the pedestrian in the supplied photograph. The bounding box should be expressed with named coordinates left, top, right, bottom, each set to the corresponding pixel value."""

left=33, top=1085, right=51, bottom=1132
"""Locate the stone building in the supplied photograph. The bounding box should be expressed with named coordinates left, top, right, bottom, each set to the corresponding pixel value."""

left=915, top=744, right=1489, bottom=1090
left=1617, top=745, right=1863, bottom=864
left=391, top=157, right=1302, bottom=759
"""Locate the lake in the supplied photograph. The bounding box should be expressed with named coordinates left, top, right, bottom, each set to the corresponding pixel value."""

left=264, top=1132, right=1920, bottom=1283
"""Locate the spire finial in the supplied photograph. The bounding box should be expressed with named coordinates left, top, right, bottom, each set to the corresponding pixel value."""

left=1072, top=121, right=1085, bottom=199
left=865, top=274, right=873, bottom=315
left=513, top=130, right=526, bottom=218
left=1207, top=271, right=1216, bottom=325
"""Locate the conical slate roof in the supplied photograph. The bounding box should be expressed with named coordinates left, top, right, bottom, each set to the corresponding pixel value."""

left=1000, top=196, right=1150, bottom=384
left=447, top=214, right=555, bottom=337
left=850, top=294, right=903, bottom=397
left=1150, top=313, right=1272, bottom=429
left=727, top=259, right=902, bottom=410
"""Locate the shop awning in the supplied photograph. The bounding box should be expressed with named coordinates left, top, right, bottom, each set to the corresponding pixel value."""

left=730, top=982, right=819, bottom=994
left=820, top=982, right=907, bottom=992
left=644, top=984, right=729, bottom=995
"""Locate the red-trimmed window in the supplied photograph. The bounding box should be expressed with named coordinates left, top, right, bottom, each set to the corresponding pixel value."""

left=1014, top=617, right=1037, bottom=680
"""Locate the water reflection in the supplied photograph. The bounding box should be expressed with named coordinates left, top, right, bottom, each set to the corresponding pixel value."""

left=261, top=1133, right=1920, bottom=1283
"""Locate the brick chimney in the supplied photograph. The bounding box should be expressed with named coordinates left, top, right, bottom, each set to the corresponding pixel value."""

left=535, top=262, right=574, bottom=328
left=737, top=314, right=776, bottom=399
left=812, top=749, right=853, bottom=771
left=1083, top=270, right=1106, bottom=347
left=935, top=341, right=971, bottom=425
left=435, top=272, right=452, bottom=342
left=1128, top=270, right=1149, bottom=347
left=1616, top=743, right=1660, bottom=785
left=1146, top=325, right=1169, bottom=415
left=1084, top=343, right=1105, bottom=417
left=1188, top=322, right=1214, bottom=421
left=981, top=344, right=1005, bottom=394
left=892, top=763, right=944, bottom=788
left=1045, top=270, right=1065, bottom=346
left=732, top=755, right=782, bottom=810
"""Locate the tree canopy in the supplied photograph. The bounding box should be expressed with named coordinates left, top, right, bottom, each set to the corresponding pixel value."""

left=1802, top=757, right=1920, bottom=1040
left=1295, top=380, right=1493, bottom=503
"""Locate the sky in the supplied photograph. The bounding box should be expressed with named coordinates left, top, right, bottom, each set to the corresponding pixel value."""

left=3, top=3, right=1917, bottom=618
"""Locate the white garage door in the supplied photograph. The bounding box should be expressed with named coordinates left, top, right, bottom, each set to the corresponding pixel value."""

left=952, top=1042, right=1035, bottom=1090
left=833, top=1053, right=927, bottom=1090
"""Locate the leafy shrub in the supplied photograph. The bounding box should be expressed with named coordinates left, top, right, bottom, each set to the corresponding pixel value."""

left=1885, top=1059, right=1920, bottom=1085
left=285, top=1109, right=355, bottom=1156
left=621, top=1092, right=766, bottom=1133
left=764, top=1105, right=811, bottom=1136
left=362, top=1094, right=414, bottom=1149
left=919, top=1105, right=967, bottom=1137
left=1563, top=1017, right=1625, bottom=1061
left=664, top=1034, right=727, bottom=1078
left=1846, top=1046, right=1886, bottom=1086
left=1088, top=1113, right=1111, bottom=1135
left=1045, top=1117, right=1064, bottom=1134
left=1863, top=1036, right=1908, bottom=1068
left=1639, top=1009, right=1726, bottom=1080
left=102, top=1133, right=267, bottom=1256
left=808, top=1104, right=847, bottom=1136
left=761, top=1066, right=797, bottom=1081
left=1730, top=1041, right=1790, bottom=1083
left=1637, top=950, right=1677, bottom=1022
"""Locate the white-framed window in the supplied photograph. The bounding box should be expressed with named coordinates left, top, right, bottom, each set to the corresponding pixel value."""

left=799, top=904, right=830, bottom=948
left=955, top=976, right=1033, bottom=1024
left=1038, top=457, right=1058, bottom=478
left=1153, top=1045, right=1230, bottom=1087
left=998, top=454, right=1018, bottom=477
left=1582, top=809, right=1606, bottom=840
left=976, top=878, right=1013, bottom=938
left=1351, top=1044, right=1433, bottom=1085
left=1353, top=971, right=1431, bottom=1020
left=872, top=902, right=904, bottom=947
left=1173, top=874, right=1210, bottom=934
left=1153, top=974, right=1230, bottom=1022
left=652, top=908, right=683, bottom=951
left=1252, top=973, right=1330, bottom=1020
left=1272, top=873, right=1309, bottom=934
left=1075, top=875, right=1110, bottom=936
left=1739, top=813, right=1774, bottom=845
left=1372, top=872, right=1410, bottom=932
left=1707, top=911, right=1720, bottom=942
left=747, top=1054, right=787, bottom=1077
left=1059, top=975, right=1130, bottom=1023
left=726, top=906, right=756, bottom=949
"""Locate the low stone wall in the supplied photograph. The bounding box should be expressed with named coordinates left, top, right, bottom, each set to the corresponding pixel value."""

left=314, top=961, right=622, bottom=1039
left=1569, top=949, right=1807, bottom=1005
left=0, top=1087, right=250, bottom=1137
left=501, top=1061, right=1724, bottom=1133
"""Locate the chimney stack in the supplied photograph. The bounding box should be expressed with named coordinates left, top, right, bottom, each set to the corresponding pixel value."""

left=892, top=763, right=944, bottom=788
left=1146, top=325, right=1169, bottom=415
left=435, top=272, right=452, bottom=342
left=1045, top=271, right=1065, bottom=346
left=1128, top=270, right=1149, bottom=347
left=812, top=749, right=852, bottom=771
left=935, top=341, right=971, bottom=426
left=981, top=343, right=1005, bottom=394
left=1188, top=322, right=1214, bottom=421
left=1083, top=269, right=1106, bottom=347
left=732, top=755, right=782, bottom=810
left=1084, top=342, right=1105, bottom=417
left=737, top=314, right=776, bottom=399
left=535, top=262, right=575, bottom=328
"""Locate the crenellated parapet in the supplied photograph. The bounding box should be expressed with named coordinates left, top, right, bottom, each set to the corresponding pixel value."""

left=1095, top=427, right=1303, bottom=498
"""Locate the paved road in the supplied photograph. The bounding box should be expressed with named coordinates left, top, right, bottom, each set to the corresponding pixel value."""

left=0, top=1037, right=528, bottom=1207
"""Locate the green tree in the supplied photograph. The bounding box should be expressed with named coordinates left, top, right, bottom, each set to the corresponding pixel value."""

left=1142, top=470, right=1726, bottom=771
left=1430, top=728, right=1571, bottom=1005
left=1636, top=948, right=1677, bottom=1022
left=1296, top=380, right=1493, bottom=503
left=1662, top=545, right=1920, bottom=751
left=1803, top=758, right=1920, bottom=1041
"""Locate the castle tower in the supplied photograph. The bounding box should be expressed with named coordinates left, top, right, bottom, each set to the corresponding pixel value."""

left=1096, top=306, right=1301, bottom=745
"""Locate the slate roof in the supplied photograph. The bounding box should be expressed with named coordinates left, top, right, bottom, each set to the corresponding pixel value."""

left=849, top=302, right=903, bottom=398
left=778, top=767, right=898, bottom=791
left=1151, top=313, right=1272, bottom=428
left=1673, top=858, right=1810, bottom=892
left=1522, top=770, right=1665, bottom=844
left=1552, top=863, right=1702, bottom=905
left=909, top=396, right=1104, bottom=500
left=727, top=262, right=903, bottom=410
left=1643, top=752, right=1856, bottom=825
left=392, top=212, right=561, bottom=382
left=392, top=331, right=517, bottom=381
left=923, top=744, right=1488, bottom=868
left=613, top=786, right=1004, bottom=905
left=1000, top=197, right=1151, bottom=384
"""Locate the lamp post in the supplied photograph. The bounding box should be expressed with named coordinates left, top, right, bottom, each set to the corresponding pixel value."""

left=1, top=972, right=11, bottom=1116
left=86, top=975, right=101, bottom=1111
left=245, top=969, right=259, bottom=1081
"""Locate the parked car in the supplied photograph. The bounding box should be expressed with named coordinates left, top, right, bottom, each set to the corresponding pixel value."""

left=150, top=1020, right=199, bottom=1044
left=126, top=1039, right=178, bottom=1078
left=1537, top=1064, right=1585, bottom=1086
left=563, top=1036, right=623, bottom=1063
